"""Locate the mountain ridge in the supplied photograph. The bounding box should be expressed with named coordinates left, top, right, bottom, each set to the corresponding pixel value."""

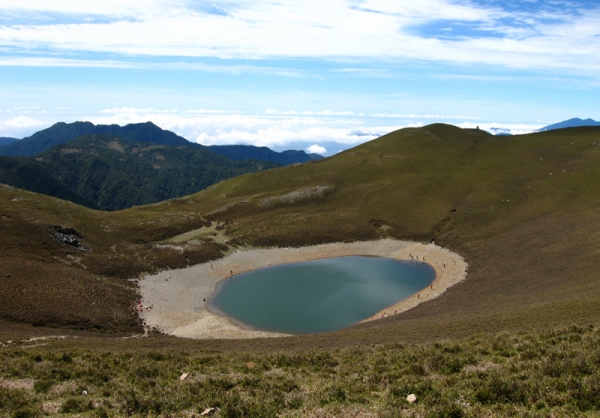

left=0, top=121, right=324, bottom=165
left=208, top=144, right=323, bottom=165
left=538, top=117, right=600, bottom=132
left=0, top=137, right=18, bottom=147
left=0, top=121, right=193, bottom=157
left=0, top=134, right=281, bottom=211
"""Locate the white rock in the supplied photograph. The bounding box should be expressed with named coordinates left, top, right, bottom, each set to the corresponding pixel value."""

left=179, top=373, right=188, bottom=381
left=406, top=394, right=417, bottom=403
left=200, top=407, right=217, bottom=416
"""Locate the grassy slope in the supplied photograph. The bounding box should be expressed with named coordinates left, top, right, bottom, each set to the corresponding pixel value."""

left=177, top=124, right=600, bottom=344
left=0, top=185, right=226, bottom=332
left=3, top=124, right=600, bottom=417
left=1, top=124, right=600, bottom=345
left=2, top=326, right=599, bottom=417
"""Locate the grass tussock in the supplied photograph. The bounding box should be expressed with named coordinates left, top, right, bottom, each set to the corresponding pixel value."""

left=1, top=325, right=600, bottom=417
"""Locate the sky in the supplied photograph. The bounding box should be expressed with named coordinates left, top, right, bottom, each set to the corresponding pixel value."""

left=0, top=1, right=599, bottom=155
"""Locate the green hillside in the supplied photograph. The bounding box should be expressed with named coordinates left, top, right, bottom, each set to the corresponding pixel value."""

left=1, top=124, right=600, bottom=341
left=0, top=156, right=98, bottom=208
left=185, top=124, right=600, bottom=342
left=0, top=135, right=281, bottom=211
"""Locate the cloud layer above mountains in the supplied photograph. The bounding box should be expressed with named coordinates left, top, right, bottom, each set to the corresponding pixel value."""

left=1, top=0, right=599, bottom=71
left=0, top=1, right=598, bottom=152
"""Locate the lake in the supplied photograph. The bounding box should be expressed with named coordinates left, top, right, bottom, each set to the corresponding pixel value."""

left=208, top=256, right=435, bottom=335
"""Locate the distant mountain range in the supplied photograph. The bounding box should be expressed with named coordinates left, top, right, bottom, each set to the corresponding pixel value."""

left=538, top=118, right=600, bottom=132
left=208, top=145, right=322, bottom=165
left=0, top=135, right=281, bottom=211
left=0, top=121, right=324, bottom=210
left=0, top=121, right=191, bottom=157
left=0, top=121, right=323, bottom=166
left=488, top=127, right=512, bottom=136
left=0, top=137, right=18, bottom=146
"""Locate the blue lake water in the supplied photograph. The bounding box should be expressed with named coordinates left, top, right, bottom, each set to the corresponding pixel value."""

left=208, top=256, right=435, bottom=335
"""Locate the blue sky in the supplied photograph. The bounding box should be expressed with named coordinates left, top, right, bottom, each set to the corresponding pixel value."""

left=0, top=1, right=599, bottom=155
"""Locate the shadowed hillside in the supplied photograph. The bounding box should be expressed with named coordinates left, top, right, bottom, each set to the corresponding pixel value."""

left=2, top=124, right=600, bottom=345
left=539, top=117, right=600, bottom=132
left=0, top=137, right=18, bottom=147
left=0, top=135, right=281, bottom=211
left=0, top=121, right=192, bottom=157
left=208, top=144, right=323, bottom=165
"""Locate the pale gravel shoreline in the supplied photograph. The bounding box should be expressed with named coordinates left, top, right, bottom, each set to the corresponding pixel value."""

left=138, top=239, right=468, bottom=339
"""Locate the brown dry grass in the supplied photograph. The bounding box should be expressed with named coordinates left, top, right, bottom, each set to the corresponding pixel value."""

left=2, top=125, right=600, bottom=350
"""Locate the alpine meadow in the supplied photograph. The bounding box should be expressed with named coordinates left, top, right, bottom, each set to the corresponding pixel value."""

left=2, top=124, right=600, bottom=416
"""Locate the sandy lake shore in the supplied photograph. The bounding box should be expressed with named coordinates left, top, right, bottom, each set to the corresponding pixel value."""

left=138, top=239, right=468, bottom=339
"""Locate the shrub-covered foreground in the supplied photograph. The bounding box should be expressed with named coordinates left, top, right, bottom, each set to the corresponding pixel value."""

left=1, top=325, right=599, bottom=417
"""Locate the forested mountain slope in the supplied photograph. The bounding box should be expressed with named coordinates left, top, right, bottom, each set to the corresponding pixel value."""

left=0, top=134, right=280, bottom=210
left=0, top=121, right=192, bottom=157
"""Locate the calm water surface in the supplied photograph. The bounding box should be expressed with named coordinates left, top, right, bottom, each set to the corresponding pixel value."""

left=208, top=256, right=435, bottom=335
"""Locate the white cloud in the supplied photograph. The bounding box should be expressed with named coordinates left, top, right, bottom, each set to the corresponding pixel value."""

left=82, top=108, right=544, bottom=152
left=100, top=107, right=237, bottom=115
left=371, top=113, right=482, bottom=120
left=0, top=0, right=598, bottom=71
left=306, top=144, right=327, bottom=154
left=0, top=108, right=544, bottom=148
left=457, top=121, right=542, bottom=136
left=87, top=110, right=388, bottom=149
left=0, top=116, right=48, bottom=138
left=0, top=0, right=175, bottom=17
left=264, top=110, right=356, bottom=116
left=0, top=56, right=310, bottom=77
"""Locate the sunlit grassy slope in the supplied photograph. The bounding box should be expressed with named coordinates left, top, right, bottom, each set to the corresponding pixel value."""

left=3, top=326, right=599, bottom=417
left=2, top=124, right=600, bottom=345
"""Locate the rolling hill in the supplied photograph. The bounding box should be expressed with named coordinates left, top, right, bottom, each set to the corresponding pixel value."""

left=2, top=123, right=600, bottom=345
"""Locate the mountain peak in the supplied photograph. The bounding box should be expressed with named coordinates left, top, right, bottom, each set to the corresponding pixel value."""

left=538, top=118, right=600, bottom=132
left=0, top=121, right=192, bottom=157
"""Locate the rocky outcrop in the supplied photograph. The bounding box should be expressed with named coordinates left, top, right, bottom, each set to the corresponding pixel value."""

left=49, top=226, right=90, bottom=251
